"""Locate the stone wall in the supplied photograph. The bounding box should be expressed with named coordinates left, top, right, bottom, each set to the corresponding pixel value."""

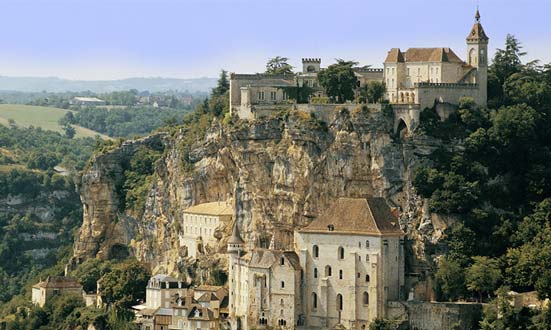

left=405, top=301, right=482, bottom=330
left=416, top=83, right=480, bottom=110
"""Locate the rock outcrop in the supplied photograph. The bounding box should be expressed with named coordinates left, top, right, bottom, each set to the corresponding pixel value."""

left=71, top=107, right=451, bottom=286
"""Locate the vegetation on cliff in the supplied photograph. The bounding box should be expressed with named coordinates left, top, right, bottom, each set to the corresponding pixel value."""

left=413, top=35, right=551, bottom=328
left=0, top=126, right=99, bottom=304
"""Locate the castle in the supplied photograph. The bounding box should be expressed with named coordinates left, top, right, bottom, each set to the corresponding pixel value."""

left=229, top=10, right=489, bottom=133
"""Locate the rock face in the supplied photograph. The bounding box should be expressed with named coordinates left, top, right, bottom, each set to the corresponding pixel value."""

left=71, top=108, right=449, bottom=285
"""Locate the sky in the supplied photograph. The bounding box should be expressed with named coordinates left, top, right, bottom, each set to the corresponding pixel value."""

left=1, top=0, right=551, bottom=80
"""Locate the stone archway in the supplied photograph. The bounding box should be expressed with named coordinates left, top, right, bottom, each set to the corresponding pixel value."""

left=396, top=118, right=408, bottom=138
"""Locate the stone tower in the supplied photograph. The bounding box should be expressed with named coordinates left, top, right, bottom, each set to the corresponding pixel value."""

left=302, top=58, right=321, bottom=73
left=466, top=8, right=489, bottom=106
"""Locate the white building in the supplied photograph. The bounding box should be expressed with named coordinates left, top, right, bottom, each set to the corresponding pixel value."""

left=71, top=97, right=106, bottom=106
left=295, top=197, right=405, bottom=329
left=181, top=201, right=233, bottom=258
left=383, top=10, right=488, bottom=109
left=228, top=197, right=405, bottom=330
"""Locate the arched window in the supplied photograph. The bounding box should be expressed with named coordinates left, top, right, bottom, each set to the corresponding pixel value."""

left=366, top=274, right=370, bottom=282
left=363, top=292, right=369, bottom=305
left=325, top=265, right=332, bottom=277
left=280, top=257, right=285, bottom=265
left=338, top=247, right=345, bottom=259
left=365, top=240, right=370, bottom=248
left=358, top=272, right=361, bottom=278
left=281, top=299, right=284, bottom=305
left=313, top=245, right=319, bottom=258
left=312, top=292, right=318, bottom=309
left=366, top=255, right=370, bottom=262
left=358, top=242, right=362, bottom=248
left=314, top=268, right=318, bottom=278
left=411, top=92, right=415, bottom=103
left=281, top=281, right=285, bottom=289
left=339, top=269, right=343, bottom=279
left=469, top=48, right=476, bottom=65
left=336, top=294, right=343, bottom=311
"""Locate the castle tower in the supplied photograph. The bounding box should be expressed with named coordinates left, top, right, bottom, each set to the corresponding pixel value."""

left=302, top=58, right=321, bottom=73
left=466, top=8, right=489, bottom=106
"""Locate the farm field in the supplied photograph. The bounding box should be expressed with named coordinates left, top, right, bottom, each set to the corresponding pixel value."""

left=0, top=104, right=110, bottom=139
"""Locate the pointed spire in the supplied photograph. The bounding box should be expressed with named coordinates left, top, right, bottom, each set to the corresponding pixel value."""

left=466, top=7, right=489, bottom=42
left=228, top=177, right=244, bottom=246
left=229, top=220, right=244, bottom=245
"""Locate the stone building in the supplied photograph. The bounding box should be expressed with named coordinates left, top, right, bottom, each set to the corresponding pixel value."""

left=229, top=58, right=383, bottom=120
left=383, top=9, right=488, bottom=110
left=229, top=10, right=488, bottom=134
left=227, top=222, right=303, bottom=330
left=134, top=275, right=228, bottom=330
left=295, top=197, right=405, bottom=329
left=180, top=201, right=233, bottom=258
left=144, top=274, right=190, bottom=309
left=228, top=197, right=405, bottom=330
left=31, top=276, right=83, bottom=307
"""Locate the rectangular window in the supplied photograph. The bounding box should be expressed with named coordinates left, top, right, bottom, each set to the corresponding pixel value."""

left=270, top=91, right=277, bottom=101
left=257, top=91, right=265, bottom=101
left=283, top=91, right=288, bottom=100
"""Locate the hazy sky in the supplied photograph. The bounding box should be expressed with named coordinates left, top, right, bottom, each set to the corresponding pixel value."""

left=1, top=0, right=551, bottom=80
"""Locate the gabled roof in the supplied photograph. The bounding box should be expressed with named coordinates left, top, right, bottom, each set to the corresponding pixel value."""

left=385, top=48, right=463, bottom=64
left=384, top=48, right=405, bottom=63
left=187, top=306, right=216, bottom=321
left=248, top=249, right=301, bottom=270
left=299, top=198, right=404, bottom=236
left=33, top=276, right=82, bottom=289
left=184, top=202, right=233, bottom=216
left=197, top=292, right=219, bottom=302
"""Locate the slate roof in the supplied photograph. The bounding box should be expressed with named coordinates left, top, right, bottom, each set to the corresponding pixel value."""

left=384, top=47, right=463, bottom=63
left=187, top=306, right=216, bottom=321
left=247, top=249, right=301, bottom=270
left=466, top=22, right=489, bottom=42
left=184, top=202, right=233, bottom=216
left=197, top=292, right=219, bottom=302
left=300, top=197, right=404, bottom=236
left=33, top=276, right=82, bottom=289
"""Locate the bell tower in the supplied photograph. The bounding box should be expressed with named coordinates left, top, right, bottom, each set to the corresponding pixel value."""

left=466, top=8, right=489, bottom=106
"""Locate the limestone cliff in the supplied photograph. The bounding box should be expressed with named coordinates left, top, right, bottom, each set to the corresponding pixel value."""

left=71, top=107, right=451, bottom=289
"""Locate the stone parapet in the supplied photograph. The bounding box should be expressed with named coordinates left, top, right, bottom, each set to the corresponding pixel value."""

left=416, top=82, right=478, bottom=89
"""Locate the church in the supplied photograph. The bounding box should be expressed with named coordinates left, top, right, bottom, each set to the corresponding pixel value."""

left=227, top=197, right=405, bottom=330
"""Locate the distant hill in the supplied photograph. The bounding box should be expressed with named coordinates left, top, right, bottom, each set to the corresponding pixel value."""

left=0, top=76, right=217, bottom=93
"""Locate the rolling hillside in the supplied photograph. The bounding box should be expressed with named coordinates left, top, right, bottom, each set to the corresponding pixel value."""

left=0, top=104, right=110, bottom=139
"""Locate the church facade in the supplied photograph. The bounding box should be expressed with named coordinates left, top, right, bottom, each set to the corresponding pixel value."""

left=227, top=197, right=405, bottom=330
